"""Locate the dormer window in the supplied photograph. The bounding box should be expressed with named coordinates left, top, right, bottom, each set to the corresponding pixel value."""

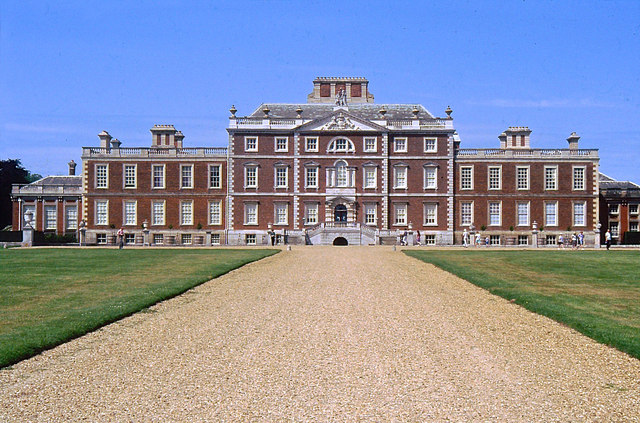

left=327, top=137, right=355, bottom=153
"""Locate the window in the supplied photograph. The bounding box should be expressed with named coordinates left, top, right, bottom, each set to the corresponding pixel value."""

left=95, top=164, right=108, bottom=188
left=460, top=166, right=473, bottom=190
left=394, top=166, right=407, bottom=189
left=573, top=167, right=585, bottom=190
left=518, top=235, right=529, bottom=245
left=245, top=234, right=257, bottom=245
left=573, top=201, right=586, bottom=226
left=364, top=167, right=377, bottom=189
left=546, top=235, right=557, bottom=245
left=245, top=166, right=258, bottom=188
left=630, top=222, right=639, bottom=232
left=209, top=165, right=222, bottom=189
left=305, top=167, right=318, bottom=188
left=424, top=166, right=437, bottom=189
left=244, top=202, right=258, bottom=225
left=516, top=167, right=529, bottom=190
left=181, top=165, right=193, bottom=188
left=336, top=161, right=349, bottom=187
left=123, top=164, right=137, bottom=188
left=517, top=202, right=530, bottom=226
left=424, top=235, right=436, bottom=245
left=364, top=203, right=377, bottom=225
left=275, top=203, right=288, bottom=225
left=490, top=235, right=501, bottom=246
left=424, top=137, right=437, bottom=152
left=153, top=234, right=164, bottom=245
left=44, top=205, right=57, bottom=230
left=488, top=166, right=501, bottom=190
left=245, top=136, right=258, bottom=152
left=125, top=233, right=135, bottom=245
left=424, top=203, right=437, bottom=226
left=97, top=233, right=107, bottom=244
left=275, top=137, right=288, bottom=152
left=364, top=137, right=377, bottom=152
left=181, top=234, right=192, bottom=245
left=95, top=200, right=108, bottom=225
left=610, top=222, right=619, bottom=237
left=609, top=204, right=619, bottom=215
left=545, top=201, right=557, bottom=226
left=461, top=202, right=473, bottom=226
left=394, top=137, right=407, bottom=153
left=489, top=202, right=501, bottom=226
left=630, top=204, right=639, bottom=215
left=152, top=201, right=165, bottom=225
left=211, top=233, right=221, bottom=245
left=152, top=165, right=165, bottom=189
left=180, top=201, right=193, bottom=225
left=305, top=203, right=318, bottom=225
left=305, top=137, right=318, bottom=152
left=65, top=205, right=77, bottom=230
left=275, top=167, right=288, bottom=188
left=545, top=166, right=557, bottom=190
left=394, top=204, right=407, bottom=225
left=124, top=201, right=137, bottom=226
left=328, top=138, right=354, bottom=153
left=209, top=201, right=222, bottom=225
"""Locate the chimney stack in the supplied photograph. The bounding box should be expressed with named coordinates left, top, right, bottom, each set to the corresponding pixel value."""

left=150, top=125, right=181, bottom=148
left=501, top=127, right=532, bottom=149
left=68, top=160, right=77, bottom=176
left=567, top=132, right=580, bottom=150
left=98, top=130, right=112, bottom=149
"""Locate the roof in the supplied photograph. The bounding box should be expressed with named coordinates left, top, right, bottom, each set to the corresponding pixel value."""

left=30, top=176, right=82, bottom=187
left=599, top=172, right=640, bottom=190
left=248, top=103, right=437, bottom=121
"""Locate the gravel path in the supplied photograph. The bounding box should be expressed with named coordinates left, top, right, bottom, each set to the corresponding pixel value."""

left=1, top=246, right=639, bottom=422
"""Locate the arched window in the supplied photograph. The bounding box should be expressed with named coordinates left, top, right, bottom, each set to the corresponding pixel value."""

left=327, top=137, right=355, bottom=153
left=336, top=160, right=348, bottom=187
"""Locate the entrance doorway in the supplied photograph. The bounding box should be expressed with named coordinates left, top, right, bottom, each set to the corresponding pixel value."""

left=333, top=237, right=348, bottom=246
left=334, top=204, right=347, bottom=222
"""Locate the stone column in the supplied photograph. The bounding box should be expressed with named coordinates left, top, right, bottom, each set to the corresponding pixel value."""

left=531, top=221, right=539, bottom=248
left=594, top=223, right=601, bottom=249
left=22, top=210, right=34, bottom=247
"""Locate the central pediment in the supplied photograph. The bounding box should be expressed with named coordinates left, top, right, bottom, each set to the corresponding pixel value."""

left=297, top=110, right=386, bottom=132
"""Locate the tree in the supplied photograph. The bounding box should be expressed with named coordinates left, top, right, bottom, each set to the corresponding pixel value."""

left=0, top=159, right=42, bottom=229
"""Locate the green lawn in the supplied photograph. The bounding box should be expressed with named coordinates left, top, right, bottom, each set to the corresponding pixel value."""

left=0, top=248, right=278, bottom=368
left=404, top=249, right=640, bottom=360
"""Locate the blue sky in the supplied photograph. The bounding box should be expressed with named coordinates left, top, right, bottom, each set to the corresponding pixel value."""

left=1, top=1, right=639, bottom=181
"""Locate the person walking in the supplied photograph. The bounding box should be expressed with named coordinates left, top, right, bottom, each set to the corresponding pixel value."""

left=475, top=232, right=481, bottom=247
left=416, top=230, right=421, bottom=245
left=605, top=229, right=612, bottom=250
left=463, top=229, right=470, bottom=248
left=578, top=231, right=584, bottom=249
left=117, top=227, right=125, bottom=249
left=558, top=234, right=564, bottom=249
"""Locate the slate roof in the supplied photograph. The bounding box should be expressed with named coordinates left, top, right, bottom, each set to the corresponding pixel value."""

left=30, top=176, right=82, bottom=187
left=248, top=103, right=437, bottom=121
left=599, top=173, right=640, bottom=190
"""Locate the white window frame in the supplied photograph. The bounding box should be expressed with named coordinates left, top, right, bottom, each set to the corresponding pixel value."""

left=488, top=201, right=502, bottom=226
left=305, top=137, right=318, bottom=152
left=123, top=200, right=137, bottom=226
left=275, top=137, right=288, bottom=152
left=516, top=166, right=530, bottom=190
left=394, top=137, right=407, bottom=153
left=423, top=166, right=437, bottom=189
left=394, top=165, right=408, bottom=189
left=209, top=164, right=222, bottom=189
left=424, top=203, right=438, bottom=226
left=44, top=205, right=57, bottom=230
left=245, top=165, right=258, bottom=189
left=629, top=204, right=639, bottom=215
left=274, top=166, right=289, bottom=189
left=181, top=164, right=194, bottom=189
left=424, top=137, right=437, bottom=153
left=123, top=164, right=137, bottom=189
left=572, top=166, right=586, bottom=191
left=336, top=161, right=349, bottom=187
left=152, top=164, right=165, bottom=189
left=460, top=166, right=474, bottom=190
left=180, top=200, right=193, bottom=226
left=363, top=166, right=377, bottom=189
left=393, top=203, right=407, bottom=226
left=327, top=137, right=355, bottom=153
left=65, top=204, right=78, bottom=230
left=630, top=222, right=638, bottom=232
left=364, top=137, right=377, bottom=153
left=545, top=166, right=558, bottom=191
left=305, top=166, right=319, bottom=189
left=95, top=164, right=108, bottom=189
left=245, top=136, right=258, bottom=152
left=244, top=202, right=258, bottom=225
left=209, top=200, right=222, bottom=225
left=545, top=201, right=558, bottom=227
left=364, top=203, right=377, bottom=225
left=573, top=201, right=587, bottom=227
left=274, top=202, right=288, bottom=226
left=460, top=201, right=473, bottom=227
left=152, top=200, right=165, bottom=226
left=305, top=203, right=319, bottom=225
left=516, top=201, right=530, bottom=227
left=95, top=200, right=109, bottom=226
left=610, top=222, right=619, bottom=238
left=488, top=166, right=502, bottom=190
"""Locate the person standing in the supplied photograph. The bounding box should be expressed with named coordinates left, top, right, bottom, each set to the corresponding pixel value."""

left=605, top=229, right=612, bottom=250
left=558, top=234, right=564, bottom=249
left=578, top=231, right=584, bottom=249
left=463, top=229, right=469, bottom=248
left=416, top=230, right=421, bottom=245
left=475, top=232, right=481, bottom=247
left=117, top=227, right=125, bottom=249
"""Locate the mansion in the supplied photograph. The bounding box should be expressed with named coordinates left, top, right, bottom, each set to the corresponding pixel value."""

left=11, top=77, right=638, bottom=246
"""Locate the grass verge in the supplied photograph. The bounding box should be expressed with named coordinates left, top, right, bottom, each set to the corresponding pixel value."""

left=404, top=249, right=640, bottom=360
left=0, top=248, right=278, bottom=368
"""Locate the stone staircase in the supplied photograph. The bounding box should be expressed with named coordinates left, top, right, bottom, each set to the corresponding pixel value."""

left=307, top=222, right=377, bottom=245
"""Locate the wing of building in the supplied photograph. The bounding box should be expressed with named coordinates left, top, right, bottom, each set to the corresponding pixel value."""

left=12, top=77, right=638, bottom=246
